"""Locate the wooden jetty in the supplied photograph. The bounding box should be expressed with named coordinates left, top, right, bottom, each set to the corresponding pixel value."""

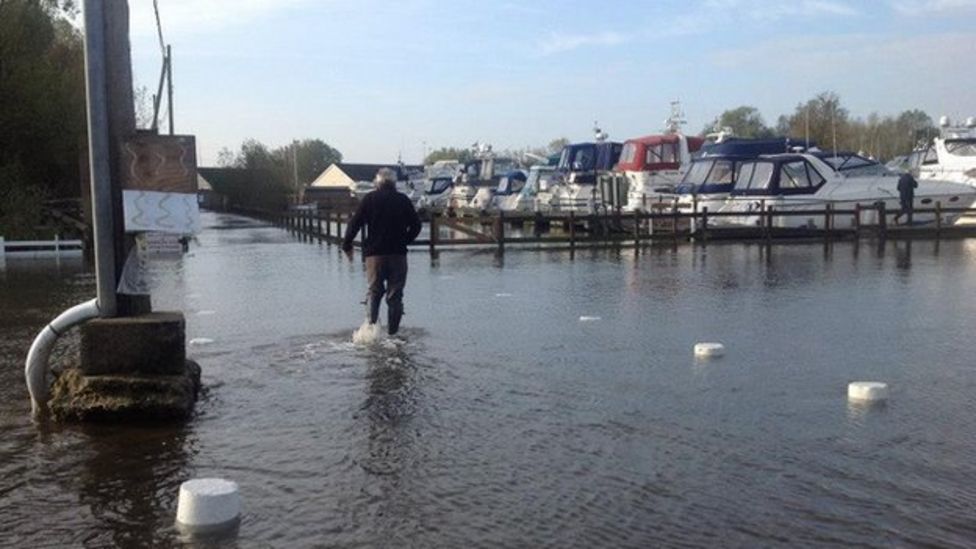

left=236, top=202, right=976, bottom=254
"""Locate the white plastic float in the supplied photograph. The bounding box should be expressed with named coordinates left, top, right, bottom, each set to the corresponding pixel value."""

left=847, top=381, right=889, bottom=402
left=176, top=478, right=241, bottom=534
left=693, top=342, right=725, bottom=358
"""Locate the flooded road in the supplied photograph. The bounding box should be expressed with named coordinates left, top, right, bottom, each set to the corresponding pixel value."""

left=2, top=211, right=976, bottom=547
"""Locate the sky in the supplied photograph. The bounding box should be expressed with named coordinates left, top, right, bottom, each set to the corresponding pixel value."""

left=125, top=0, right=976, bottom=166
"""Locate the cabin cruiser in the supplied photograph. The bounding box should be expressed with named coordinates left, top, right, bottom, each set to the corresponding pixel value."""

left=468, top=170, right=528, bottom=213
left=713, top=153, right=976, bottom=228
left=351, top=164, right=424, bottom=202
left=906, top=116, right=976, bottom=188
left=416, top=160, right=461, bottom=213
left=673, top=137, right=806, bottom=215
left=618, top=104, right=705, bottom=211
left=448, top=153, right=520, bottom=212
left=548, top=126, right=623, bottom=215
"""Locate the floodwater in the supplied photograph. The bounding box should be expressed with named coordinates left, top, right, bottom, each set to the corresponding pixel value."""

left=2, top=211, right=976, bottom=547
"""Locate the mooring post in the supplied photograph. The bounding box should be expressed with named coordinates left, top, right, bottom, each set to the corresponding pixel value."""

left=935, top=201, right=942, bottom=237
left=854, top=203, right=861, bottom=236
left=429, top=213, right=437, bottom=254
left=316, top=213, right=323, bottom=242
left=642, top=193, right=647, bottom=211
left=878, top=202, right=887, bottom=238
left=671, top=200, right=679, bottom=245
left=633, top=209, right=640, bottom=251
left=701, top=206, right=709, bottom=243
left=496, top=210, right=505, bottom=254
left=764, top=205, right=773, bottom=243
left=824, top=203, right=832, bottom=241
left=569, top=211, right=576, bottom=252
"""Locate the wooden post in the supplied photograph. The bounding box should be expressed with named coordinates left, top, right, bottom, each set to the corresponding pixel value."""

left=569, top=210, right=576, bottom=252
left=854, top=203, right=861, bottom=236
left=764, top=205, right=773, bottom=243
left=642, top=193, right=647, bottom=211
left=429, top=213, right=437, bottom=254
left=325, top=209, right=332, bottom=240
left=671, top=200, right=679, bottom=244
left=824, top=203, right=832, bottom=241
left=316, top=213, right=323, bottom=242
left=878, top=202, right=887, bottom=238
left=701, top=206, right=709, bottom=242
left=496, top=210, right=505, bottom=254
left=633, top=209, right=640, bottom=251
left=935, top=201, right=942, bottom=237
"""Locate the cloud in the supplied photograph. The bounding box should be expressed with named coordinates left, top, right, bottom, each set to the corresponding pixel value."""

left=891, top=0, right=976, bottom=14
left=537, top=31, right=631, bottom=56
left=703, top=0, right=858, bottom=20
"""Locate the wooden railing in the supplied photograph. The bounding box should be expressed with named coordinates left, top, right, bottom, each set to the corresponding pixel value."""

left=236, top=201, right=976, bottom=254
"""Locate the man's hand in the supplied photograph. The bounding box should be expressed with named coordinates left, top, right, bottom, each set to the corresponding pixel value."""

left=342, top=245, right=354, bottom=260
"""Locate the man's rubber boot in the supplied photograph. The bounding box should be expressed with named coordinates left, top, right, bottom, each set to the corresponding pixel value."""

left=388, top=304, right=403, bottom=336
left=368, top=296, right=382, bottom=325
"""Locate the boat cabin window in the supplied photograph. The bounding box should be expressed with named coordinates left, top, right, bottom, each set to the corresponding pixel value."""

left=708, top=160, right=735, bottom=184
left=922, top=146, right=939, bottom=165
left=946, top=139, right=976, bottom=157
left=620, top=143, right=637, bottom=164
left=779, top=161, right=825, bottom=190
left=734, top=162, right=773, bottom=191
left=426, top=178, right=451, bottom=194
left=646, top=143, right=678, bottom=164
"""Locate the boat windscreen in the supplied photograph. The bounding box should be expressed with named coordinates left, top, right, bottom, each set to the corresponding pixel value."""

left=425, top=178, right=451, bottom=194
left=946, top=139, right=976, bottom=156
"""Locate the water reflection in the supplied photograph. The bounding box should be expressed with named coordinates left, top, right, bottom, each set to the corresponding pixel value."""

left=359, top=343, right=419, bottom=479
left=75, top=424, right=193, bottom=547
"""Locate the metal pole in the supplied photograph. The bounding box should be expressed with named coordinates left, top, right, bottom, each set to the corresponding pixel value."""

left=166, top=44, right=174, bottom=134
left=83, top=0, right=117, bottom=317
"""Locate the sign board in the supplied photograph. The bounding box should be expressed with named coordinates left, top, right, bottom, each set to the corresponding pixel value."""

left=121, top=134, right=197, bottom=193
left=138, top=232, right=184, bottom=257
left=123, top=189, right=201, bottom=234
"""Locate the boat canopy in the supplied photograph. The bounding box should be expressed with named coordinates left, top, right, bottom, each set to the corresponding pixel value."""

left=615, top=134, right=705, bottom=172
left=676, top=138, right=803, bottom=194
left=425, top=177, right=452, bottom=194
left=945, top=138, right=976, bottom=157
left=730, top=154, right=828, bottom=196
left=494, top=170, right=527, bottom=195
left=557, top=142, right=623, bottom=173
left=812, top=152, right=886, bottom=176
left=701, top=137, right=808, bottom=158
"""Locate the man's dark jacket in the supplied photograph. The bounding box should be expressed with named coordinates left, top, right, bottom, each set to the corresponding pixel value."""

left=342, top=185, right=422, bottom=256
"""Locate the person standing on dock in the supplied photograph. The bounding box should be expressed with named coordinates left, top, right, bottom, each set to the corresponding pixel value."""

left=342, top=168, right=422, bottom=335
left=894, top=171, right=918, bottom=225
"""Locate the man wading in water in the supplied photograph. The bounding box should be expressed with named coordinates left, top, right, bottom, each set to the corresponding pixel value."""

left=342, top=167, right=422, bottom=335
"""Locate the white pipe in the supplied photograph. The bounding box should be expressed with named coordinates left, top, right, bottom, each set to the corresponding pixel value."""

left=24, top=0, right=118, bottom=417
left=25, top=299, right=101, bottom=416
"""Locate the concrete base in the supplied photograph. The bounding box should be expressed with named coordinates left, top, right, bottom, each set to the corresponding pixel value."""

left=49, top=360, right=201, bottom=422
left=80, top=312, right=186, bottom=375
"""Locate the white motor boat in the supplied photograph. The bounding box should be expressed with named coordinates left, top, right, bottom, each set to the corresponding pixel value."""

left=619, top=104, right=706, bottom=211
left=908, top=116, right=976, bottom=188
left=415, top=161, right=460, bottom=213
left=714, top=152, right=976, bottom=228
left=469, top=170, right=528, bottom=213
left=548, top=127, right=623, bottom=216
left=673, top=137, right=804, bottom=216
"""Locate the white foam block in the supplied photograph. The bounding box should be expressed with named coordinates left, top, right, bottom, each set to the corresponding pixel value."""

left=694, top=342, right=725, bottom=357
left=848, top=381, right=889, bottom=401
left=176, top=478, right=240, bottom=530
left=579, top=316, right=601, bottom=322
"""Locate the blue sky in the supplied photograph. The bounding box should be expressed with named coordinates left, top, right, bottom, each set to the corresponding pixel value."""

left=127, top=0, right=976, bottom=165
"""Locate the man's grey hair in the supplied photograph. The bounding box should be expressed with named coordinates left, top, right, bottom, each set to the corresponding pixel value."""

left=374, top=167, right=397, bottom=187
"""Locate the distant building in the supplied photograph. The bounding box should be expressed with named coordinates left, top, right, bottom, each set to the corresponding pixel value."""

left=304, top=162, right=422, bottom=211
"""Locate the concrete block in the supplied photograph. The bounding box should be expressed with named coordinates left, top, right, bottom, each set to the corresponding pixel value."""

left=49, top=360, right=201, bottom=422
left=80, top=312, right=186, bottom=375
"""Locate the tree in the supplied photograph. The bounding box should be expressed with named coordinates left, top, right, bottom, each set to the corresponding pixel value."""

left=547, top=138, right=570, bottom=154
left=703, top=106, right=774, bottom=138
left=271, top=139, right=342, bottom=188
left=0, top=0, right=85, bottom=235
left=780, top=91, right=851, bottom=150
left=424, top=147, right=474, bottom=165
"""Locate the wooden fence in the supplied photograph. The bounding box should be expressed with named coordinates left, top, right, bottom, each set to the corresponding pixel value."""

left=236, top=201, right=976, bottom=254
